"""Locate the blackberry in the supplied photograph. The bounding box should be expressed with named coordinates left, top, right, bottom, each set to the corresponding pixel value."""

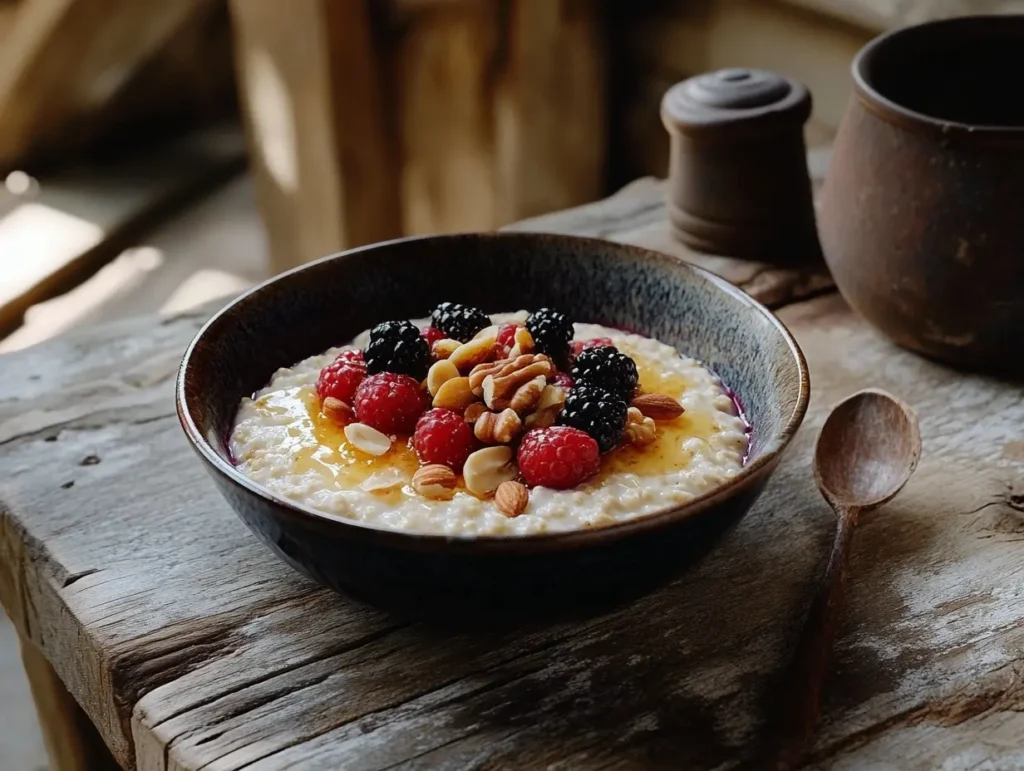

left=526, top=308, right=574, bottom=367
left=570, top=346, right=639, bottom=402
left=558, top=384, right=627, bottom=453
left=364, top=320, right=431, bottom=379
left=431, top=302, right=491, bottom=342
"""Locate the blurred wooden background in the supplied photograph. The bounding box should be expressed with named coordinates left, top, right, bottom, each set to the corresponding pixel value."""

left=1, top=0, right=1022, bottom=343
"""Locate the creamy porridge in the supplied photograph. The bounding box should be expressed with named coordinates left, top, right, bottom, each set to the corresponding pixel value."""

left=229, top=310, right=749, bottom=536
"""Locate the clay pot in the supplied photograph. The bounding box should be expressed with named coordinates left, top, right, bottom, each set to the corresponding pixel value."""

left=819, top=16, right=1024, bottom=376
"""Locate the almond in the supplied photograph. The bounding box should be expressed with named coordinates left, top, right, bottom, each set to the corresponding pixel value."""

left=432, top=376, right=476, bottom=411
left=344, top=422, right=391, bottom=456
left=462, top=446, right=517, bottom=497
left=412, top=464, right=457, bottom=499
left=494, top=480, right=529, bottom=517
left=631, top=393, right=685, bottom=421
left=426, top=359, right=460, bottom=396
left=321, top=397, right=353, bottom=424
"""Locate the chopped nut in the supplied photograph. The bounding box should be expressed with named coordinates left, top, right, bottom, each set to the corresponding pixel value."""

left=426, top=359, right=460, bottom=397
left=473, top=324, right=499, bottom=340
left=474, top=408, right=523, bottom=444
left=464, top=402, right=488, bottom=425
left=468, top=353, right=549, bottom=394
left=631, top=393, right=685, bottom=421
left=449, top=334, right=497, bottom=372
left=495, top=480, right=529, bottom=517
left=344, top=422, right=392, bottom=456
left=479, top=355, right=555, bottom=410
left=509, top=375, right=547, bottom=412
left=321, top=397, right=353, bottom=424
left=432, top=376, right=476, bottom=411
left=508, top=326, right=535, bottom=358
left=524, top=384, right=566, bottom=429
left=624, top=406, right=657, bottom=446
left=432, top=338, right=461, bottom=360
left=462, top=446, right=517, bottom=497
left=412, top=464, right=457, bottom=499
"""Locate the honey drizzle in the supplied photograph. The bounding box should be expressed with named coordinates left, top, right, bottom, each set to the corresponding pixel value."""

left=246, top=345, right=742, bottom=499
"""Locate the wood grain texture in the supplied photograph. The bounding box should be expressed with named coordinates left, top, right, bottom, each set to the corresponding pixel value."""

left=2, top=174, right=1023, bottom=770
left=18, top=633, right=120, bottom=771
left=0, top=0, right=209, bottom=171
left=230, top=0, right=402, bottom=272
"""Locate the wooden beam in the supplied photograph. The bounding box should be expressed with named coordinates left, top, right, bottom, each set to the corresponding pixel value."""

left=0, top=0, right=210, bottom=171
left=230, top=0, right=403, bottom=272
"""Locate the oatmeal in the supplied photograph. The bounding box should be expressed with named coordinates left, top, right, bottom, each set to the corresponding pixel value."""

left=229, top=310, right=749, bottom=536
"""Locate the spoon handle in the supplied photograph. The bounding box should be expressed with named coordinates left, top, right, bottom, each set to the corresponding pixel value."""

left=774, top=504, right=860, bottom=769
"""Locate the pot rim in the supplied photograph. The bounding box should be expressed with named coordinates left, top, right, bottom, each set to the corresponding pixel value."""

left=852, top=14, right=1024, bottom=140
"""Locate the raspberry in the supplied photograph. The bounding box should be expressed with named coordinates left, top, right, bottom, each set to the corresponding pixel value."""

left=494, top=322, right=519, bottom=358
left=413, top=408, right=476, bottom=471
left=558, top=384, right=628, bottom=453
left=316, top=351, right=366, bottom=404
left=431, top=302, right=491, bottom=342
left=570, top=346, right=638, bottom=402
left=421, top=326, right=446, bottom=347
left=353, top=373, right=425, bottom=434
left=364, top=321, right=431, bottom=379
left=335, top=349, right=365, bottom=366
left=517, top=426, right=600, bottom=489
left=525, top=308, right=574, bottom=368
left=569, top=337, right=616, bottom=363
left=551, top=372, right=574, bottom=391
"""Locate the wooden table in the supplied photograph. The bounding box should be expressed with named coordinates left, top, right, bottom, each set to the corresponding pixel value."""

left=3, top=169, right=1024, bottom=771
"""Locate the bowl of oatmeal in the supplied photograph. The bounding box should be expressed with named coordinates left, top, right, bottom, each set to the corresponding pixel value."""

left=177, top=233, right=808, bottom=614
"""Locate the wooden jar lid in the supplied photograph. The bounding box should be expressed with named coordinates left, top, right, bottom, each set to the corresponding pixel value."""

left=661, top=68, right=822, bottom=263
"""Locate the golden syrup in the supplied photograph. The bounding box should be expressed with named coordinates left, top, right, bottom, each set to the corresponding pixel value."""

left=258, top=386, right=422, bottom=504
left=596, top=345, right=728, bottom=481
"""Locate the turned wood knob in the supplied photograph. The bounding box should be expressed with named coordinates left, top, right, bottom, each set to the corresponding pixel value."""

left=661, top=68, right=822, bottom=264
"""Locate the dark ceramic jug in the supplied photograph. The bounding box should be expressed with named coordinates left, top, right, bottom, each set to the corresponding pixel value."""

left=819, top=15, right=1024, bottom=376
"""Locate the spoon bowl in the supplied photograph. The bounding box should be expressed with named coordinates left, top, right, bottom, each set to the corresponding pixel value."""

left=814, top=388, right=921, bottom=511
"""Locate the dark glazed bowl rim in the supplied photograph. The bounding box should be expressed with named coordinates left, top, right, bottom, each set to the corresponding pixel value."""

left=176, top=232, right=809, bottom=555
left=852, top=14, right=1024, bottom=140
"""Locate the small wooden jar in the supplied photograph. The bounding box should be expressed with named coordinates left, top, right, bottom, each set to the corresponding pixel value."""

left=661, top=68, right=821, bottom=264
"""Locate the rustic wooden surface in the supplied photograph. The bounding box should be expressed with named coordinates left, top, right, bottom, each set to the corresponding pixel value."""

left=3, top=169, right=1024, bottom=770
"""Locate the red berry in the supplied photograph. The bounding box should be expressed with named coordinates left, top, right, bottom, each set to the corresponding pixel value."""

left=517, top=426, right=600, bottom=490
left=551, top=372, right=574, bottom=391
left=353, top=373, right=425, bottom=434
left=569, top=337, right=614, bottom=362
left=421, top=326, right=445, bottom=347
left=494, top=322, right=519, bottom=358
left=316, top=352, right=366, bottom=404
left=413, top=408, right=476, bottom=471
left=336, top=349, right=364, bottom=366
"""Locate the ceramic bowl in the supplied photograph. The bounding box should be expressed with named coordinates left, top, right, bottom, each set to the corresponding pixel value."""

left=176, top=233, right=808, bottom=616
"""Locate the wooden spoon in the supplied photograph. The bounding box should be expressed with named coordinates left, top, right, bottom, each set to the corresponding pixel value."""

left=775, top=388, right=921, bottom=769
